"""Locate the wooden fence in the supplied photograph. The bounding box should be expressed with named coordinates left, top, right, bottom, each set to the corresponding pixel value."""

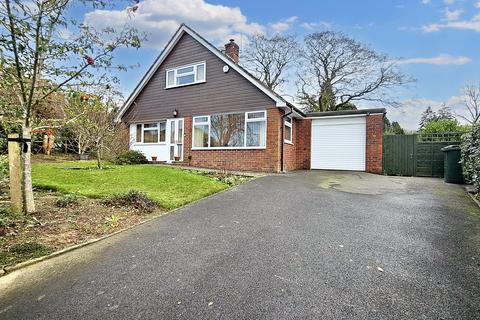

left=383, top=133, right=462, bottom=177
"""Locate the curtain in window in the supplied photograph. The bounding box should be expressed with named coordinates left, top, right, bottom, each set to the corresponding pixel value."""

left=194, top=125, right=209, bottom=147
left=247, top=121, right=266, bottom=147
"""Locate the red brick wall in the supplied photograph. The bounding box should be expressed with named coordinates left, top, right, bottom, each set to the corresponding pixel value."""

left=283, top=118, right=311, bottom=171
left=183, top=108, right=283, bottom=172
left=295, top=118, right=311, bottom=170
left=366, top=114, right=384, bottom=174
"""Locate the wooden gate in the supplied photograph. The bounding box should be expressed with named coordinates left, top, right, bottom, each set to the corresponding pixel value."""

left=383, top=133, right=462, bottom=177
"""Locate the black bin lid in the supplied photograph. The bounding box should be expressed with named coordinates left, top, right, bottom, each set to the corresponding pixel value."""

left=441, top=145, right=461, bottom=152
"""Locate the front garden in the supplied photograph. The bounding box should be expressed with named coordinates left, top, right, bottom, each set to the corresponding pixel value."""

left=0, top=157, right=250, bottom=269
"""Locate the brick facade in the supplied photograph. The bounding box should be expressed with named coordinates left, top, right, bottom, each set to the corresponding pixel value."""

left=283, top=118, right=311, bottom=171
left=183, top=108, right=283, bottom=172
left=365, top=114, right=384, bottom=174
left=167, top=110, right=383, bottom=174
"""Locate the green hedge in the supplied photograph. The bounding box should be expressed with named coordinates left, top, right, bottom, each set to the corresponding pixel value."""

left=461, top=124, right=480, bottom=191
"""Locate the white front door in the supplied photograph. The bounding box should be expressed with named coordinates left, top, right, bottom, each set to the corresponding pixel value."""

left=311, top=116, right=366, bottom=171
left=168, top=118, right=184, bottom=163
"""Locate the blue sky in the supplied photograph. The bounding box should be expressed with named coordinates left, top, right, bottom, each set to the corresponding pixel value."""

left=78, top=0, right=480, bottom=130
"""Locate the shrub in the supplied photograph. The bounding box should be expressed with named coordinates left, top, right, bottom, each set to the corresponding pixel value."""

left=55, top=194, right=80, bottom=207
left=461, top=124, right=480, bottom=191
left=0, top=155, right=8, bottom=195
left=101, top=190, right=157, bottom=213
left=113, top=150, right=148, bottom=165
left=422, top=119, right=470, bottom=135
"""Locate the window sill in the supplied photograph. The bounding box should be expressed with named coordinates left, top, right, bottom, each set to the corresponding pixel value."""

left=191, top=146, right=266, bottom=151
left=165, top=80, right=206, bottom=89
left=284, top=140, right=293, bottom=145
left=133, top=142, right=167, bottom=146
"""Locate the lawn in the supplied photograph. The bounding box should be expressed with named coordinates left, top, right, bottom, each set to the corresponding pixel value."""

left=32, top=161, right=229, bottom=209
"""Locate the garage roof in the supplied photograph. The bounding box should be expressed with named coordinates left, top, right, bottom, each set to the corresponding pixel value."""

left=306, top=108, right=386, bottom=118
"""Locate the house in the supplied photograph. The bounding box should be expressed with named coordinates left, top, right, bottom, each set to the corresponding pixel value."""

left=116, top=24, right=385, bottom=173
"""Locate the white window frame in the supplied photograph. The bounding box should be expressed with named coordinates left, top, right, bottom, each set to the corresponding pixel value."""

left=284, top=116, right=293, bottom=144
left=192, top=110, right=267, bottom=150
left=166, top=61, right=206, bottom=89
left=134, top=121, right=167, bottom=144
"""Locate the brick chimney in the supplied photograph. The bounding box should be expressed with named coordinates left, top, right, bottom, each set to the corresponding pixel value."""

left=224, top=39, right=239, bottom=63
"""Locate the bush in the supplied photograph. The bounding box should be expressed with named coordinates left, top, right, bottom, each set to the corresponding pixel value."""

left=113, top=150, right=148, bottom=165
left=101, top=190, right=157, bottom=213
left=461, top=124, right=480, bottom=191
left=422, top=119, right=470, bottom=135
left=0, top=155, right=8, bottom=194
left=55, top=194, right=80, bottom=207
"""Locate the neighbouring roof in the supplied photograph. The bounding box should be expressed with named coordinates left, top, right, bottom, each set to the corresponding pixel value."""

left=116, top=23, right=305, bottom=121
left=306, top=108, right=386, bottom=118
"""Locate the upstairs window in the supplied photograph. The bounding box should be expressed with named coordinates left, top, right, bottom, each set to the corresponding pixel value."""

left=166, top=62, right=206, bottom=88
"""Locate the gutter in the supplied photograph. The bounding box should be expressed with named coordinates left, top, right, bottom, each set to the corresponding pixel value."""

left=280, top=104, right=294, bottom=173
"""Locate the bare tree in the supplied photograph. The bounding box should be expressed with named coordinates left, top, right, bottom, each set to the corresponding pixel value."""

left=0, top=0, right=144, bottom=213
left=458, top=84, right=480, bottom=125
left=243, top=34, right=298, bottom=91
left=297, top=31, right=412, bottom=112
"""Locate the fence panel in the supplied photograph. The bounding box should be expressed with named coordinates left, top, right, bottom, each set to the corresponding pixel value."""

left=383, top=133, right=461, bottom=177
left=382, top=135, right=416, bottom=176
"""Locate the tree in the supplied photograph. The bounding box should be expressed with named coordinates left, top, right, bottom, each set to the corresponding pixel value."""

left=243, top=33, right=298, bottom=91
left=458, top=83, right=480, bottom=125
left=64, top=89, right=121, bottom=169
left=419, top=105, right=454, bottom=130
left=297, top=31, right=412, bottom=112
left=421, top=118, right=470, bottom=135
left=384, top=116, right=405, bottom=135
left=0, top=0, right=144, bottom=213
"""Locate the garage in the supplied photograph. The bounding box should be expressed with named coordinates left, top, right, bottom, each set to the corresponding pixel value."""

left=310, top=115, right=366, bottom=171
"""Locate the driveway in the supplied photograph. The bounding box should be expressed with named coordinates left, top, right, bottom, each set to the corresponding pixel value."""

left=1, top=171, right=479, bottom=319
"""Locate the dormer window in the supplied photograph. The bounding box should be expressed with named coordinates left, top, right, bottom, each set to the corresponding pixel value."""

left=166, top=62, right=206, bottom=88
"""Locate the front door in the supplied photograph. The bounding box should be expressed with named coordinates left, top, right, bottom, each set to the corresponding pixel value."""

left=168, top=118, right=184, bottom=162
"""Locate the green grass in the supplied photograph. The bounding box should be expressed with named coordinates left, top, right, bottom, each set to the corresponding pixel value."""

left=0, top=242, right=53, bottom=267
left=32, top=161, right=229, bottom=209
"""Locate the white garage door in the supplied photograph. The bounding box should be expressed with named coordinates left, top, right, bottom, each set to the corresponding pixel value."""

left=311, top=116, right=366, bottom=171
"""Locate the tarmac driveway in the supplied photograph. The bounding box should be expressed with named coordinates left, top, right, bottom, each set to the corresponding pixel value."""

left=1, top=171, right=480, bottom=319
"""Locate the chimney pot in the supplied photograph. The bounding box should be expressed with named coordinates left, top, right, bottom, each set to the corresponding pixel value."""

left=224, top=39, right=239, bottom=64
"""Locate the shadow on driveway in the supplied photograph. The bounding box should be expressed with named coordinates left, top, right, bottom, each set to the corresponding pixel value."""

left=1, top=171, right=479, bottom=319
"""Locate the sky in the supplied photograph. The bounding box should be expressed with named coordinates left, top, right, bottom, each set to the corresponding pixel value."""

left=74, top=0, right=480, bottom=130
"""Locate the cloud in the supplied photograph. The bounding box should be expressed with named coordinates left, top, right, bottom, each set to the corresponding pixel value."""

left=83, top=0, right=265, bottom=49
left=384, top=95, right=466, bottom=130
left=476, top=2, right=480, bottom=9
left=421, top=0, right=431, bottom=4
left=444, top=8, right=463, bottom=21
left=270, top=16, right=298, bottom=33
left=444, top=0, right=455, bottom=4
left=423, top=13, right=480, bottom=32
left=301, top=21, right=331, bottom=30
left=396, top=54, right=472, bottom=65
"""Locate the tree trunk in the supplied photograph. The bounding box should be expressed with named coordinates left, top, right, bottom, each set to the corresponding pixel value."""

left=22, top=125, right=35, bottom=213
left=96, top=144, right=102, bottom=169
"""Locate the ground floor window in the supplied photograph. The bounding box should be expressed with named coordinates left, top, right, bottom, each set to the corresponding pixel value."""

left=193, top=110, right=266, bottom=149
left=284, top=116, right=292, bottom=144
left=135, top=121, right=166, bottom=143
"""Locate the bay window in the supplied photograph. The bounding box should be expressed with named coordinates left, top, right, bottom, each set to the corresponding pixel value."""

left=166, top=62, right=206, bottom=88
left=135, top=122, right=166, bottom=144
left=193, top=111, right=266, bottom=149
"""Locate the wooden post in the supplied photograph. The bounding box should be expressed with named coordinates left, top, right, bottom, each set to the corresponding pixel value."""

left=8, top=133, right=23, bottom=213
